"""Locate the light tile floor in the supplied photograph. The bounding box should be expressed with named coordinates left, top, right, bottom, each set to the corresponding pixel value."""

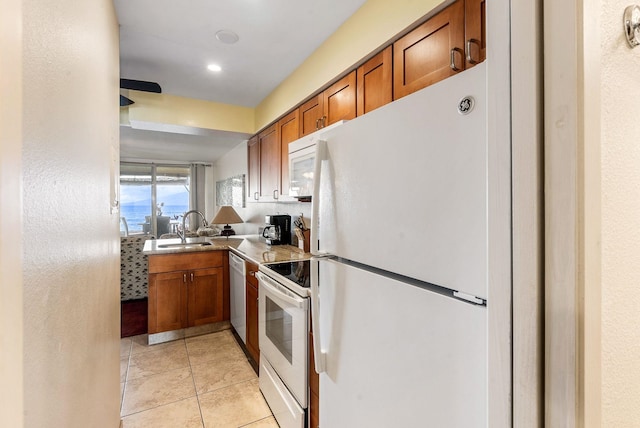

left=120, top=329, right=278, bottom=428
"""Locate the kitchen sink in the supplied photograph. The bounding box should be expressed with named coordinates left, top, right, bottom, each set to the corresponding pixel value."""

left=157, top=241, right=213, bottom=249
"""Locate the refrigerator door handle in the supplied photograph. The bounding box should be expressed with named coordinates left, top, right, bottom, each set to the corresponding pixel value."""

left=310, top=140, right=327, bottom=256
left=310, top=257, right=326, bottom=373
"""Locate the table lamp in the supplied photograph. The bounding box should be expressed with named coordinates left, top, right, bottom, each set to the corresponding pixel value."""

left=211, top=206, right=243, bottom=237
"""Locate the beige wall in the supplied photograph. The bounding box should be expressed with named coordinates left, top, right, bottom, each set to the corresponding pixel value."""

left=0, top=0, right=24, bottom=425
left=124, top=91, right=255, bottom=134
left=119, top=0, right=446, bottom=137
left=598, top=0, right=640, bottom=425
left=255, top=0, right=446, bottom=129
left=21, top=0, right=121, bottom=426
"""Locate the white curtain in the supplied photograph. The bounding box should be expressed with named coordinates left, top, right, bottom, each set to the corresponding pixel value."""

left=190, top=163, right=213, bottom=227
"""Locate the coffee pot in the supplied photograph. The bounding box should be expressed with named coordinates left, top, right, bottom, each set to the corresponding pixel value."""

left=263, top=215, right=291, bottom=245
left=262, top=225, right=281, bottom=243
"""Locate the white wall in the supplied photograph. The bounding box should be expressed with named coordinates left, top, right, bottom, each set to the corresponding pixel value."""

left=599, top=1, right=640, bottom=425
left=213, top=141, right=311, bottom=239
left=21, top=0, right=121, bottom=426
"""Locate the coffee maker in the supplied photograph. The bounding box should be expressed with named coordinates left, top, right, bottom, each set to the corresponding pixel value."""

left=262, top=215, right=291, bottom=245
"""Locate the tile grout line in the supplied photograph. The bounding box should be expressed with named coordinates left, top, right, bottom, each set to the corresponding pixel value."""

left=120, top=337, right=133, bottom=417
left=186, top=337, right=207, bottom=428
left=121, top=336, right=200, bottom=420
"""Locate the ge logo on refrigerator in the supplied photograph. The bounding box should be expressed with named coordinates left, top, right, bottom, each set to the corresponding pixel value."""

left=457, top=96, right=475, bottom=115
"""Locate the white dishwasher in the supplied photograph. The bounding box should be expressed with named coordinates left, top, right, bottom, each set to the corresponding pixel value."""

left=229, top=252, right=247, bottom=344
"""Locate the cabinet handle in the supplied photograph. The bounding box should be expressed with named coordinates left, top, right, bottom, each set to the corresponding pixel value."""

left=315, top=118, right=320, bottom=130
left=450, top=48, right=463, bottom=71
left=249, top=271, right=255, bottom=276
left=466, top=39, right=480, bottom=64
left=273, top=189, right=279, bottom=199
left=190, top=272, right=194, bottom=282
left=254, top=192, right=259, bottom=201
left=321, top=116, right=326, bottom=128
left=183, top=273, right=187, bottom=283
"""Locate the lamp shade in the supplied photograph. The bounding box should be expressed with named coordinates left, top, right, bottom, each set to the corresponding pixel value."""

left=211, top=206, right=243, bottom=225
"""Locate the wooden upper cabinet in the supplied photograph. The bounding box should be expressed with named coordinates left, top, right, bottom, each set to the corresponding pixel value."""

left=357, top=46, right=393, bottom=116
left=323, top=70, right=356, bottom=126
left=465, top=0, right=486, bottom=68
left=247, top=135, right=260, bottom=202
left=258, top=124, right=280, bottom=198
left=298, top=71, right=356, bottom=137
left=278, top=110, right=299, bottom=196
left=299, top=94, right=324, bottom=138
left=393, top=0, right=465, bottom=100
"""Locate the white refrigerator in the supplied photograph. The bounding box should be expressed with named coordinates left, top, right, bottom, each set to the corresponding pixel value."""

left=310, top=63, right=489, bottom=427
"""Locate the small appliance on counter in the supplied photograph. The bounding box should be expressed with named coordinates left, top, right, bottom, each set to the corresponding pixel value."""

left=262, top=214, right=291, bottom=245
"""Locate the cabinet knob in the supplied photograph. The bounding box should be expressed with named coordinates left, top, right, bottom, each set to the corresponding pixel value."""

left=190, top=272, right=194, bottom=282
left=183, top=273, right=187, bottom=283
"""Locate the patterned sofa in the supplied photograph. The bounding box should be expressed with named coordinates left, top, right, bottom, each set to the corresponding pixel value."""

left=120, top=235, right=155, bottom=301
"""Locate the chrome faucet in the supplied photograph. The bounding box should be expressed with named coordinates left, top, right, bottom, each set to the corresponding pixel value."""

left=178, top=210, right=208, bottom=243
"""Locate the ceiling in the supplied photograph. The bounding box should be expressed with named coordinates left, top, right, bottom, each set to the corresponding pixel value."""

left=115, top=0, right=367, bottom=162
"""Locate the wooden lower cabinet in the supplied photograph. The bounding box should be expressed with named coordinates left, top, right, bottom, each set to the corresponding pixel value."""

left=149, top=271, right=187, bottom=333
left=309, top=330, right=320, bottom=428
left=188, top=267, right=224, bottom=326
left=245, top=261, right=260, bottom=363
left=148, top=251, right=227, bottom=334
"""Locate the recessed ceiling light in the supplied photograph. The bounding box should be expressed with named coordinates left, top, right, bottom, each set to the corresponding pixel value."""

left=207, top=64, right=222, bottom=72
left=215, top=30, right=239, bottom=45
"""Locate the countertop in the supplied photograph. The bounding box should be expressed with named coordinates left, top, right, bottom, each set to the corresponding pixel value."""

left=142, top=235, right=311, bottom=265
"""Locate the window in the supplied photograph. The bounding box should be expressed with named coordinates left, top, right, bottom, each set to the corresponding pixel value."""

left=120, top=163, right=191, bottom=236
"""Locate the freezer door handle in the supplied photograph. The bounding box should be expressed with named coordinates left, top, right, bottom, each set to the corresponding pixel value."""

left=310, top=258, right=326, bottom=373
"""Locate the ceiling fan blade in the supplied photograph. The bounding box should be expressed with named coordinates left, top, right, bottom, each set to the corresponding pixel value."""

left=120, top=79, right=161, bottom=93
left=120, top=95, right=135, bottom=107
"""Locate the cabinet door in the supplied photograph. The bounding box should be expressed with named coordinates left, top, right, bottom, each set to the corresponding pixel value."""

left=187, top=267, right=224, bottom=327
left=393, top=0, right=465, bottom=99
left=298, top=94, right=324, bottom=138
left=246, top=282, right=260, bottom=363
left=148, top=271, right=187, bottom=334
left=357, top=46, right=393, bottom=116
left=465, top=0, right=486, bottom=68
left=309, top=330, right=320, bottom=428
left=258, top=124, right=280, bottom=199
left=278, top=110, right=299, bottom=196
left=323, top=71, right=356, bottom=126
left=247, top=135, right=260, bottom=202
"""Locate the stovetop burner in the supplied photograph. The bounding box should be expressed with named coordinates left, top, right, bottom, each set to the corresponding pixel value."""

left=262, top=260, right=310, bottom=289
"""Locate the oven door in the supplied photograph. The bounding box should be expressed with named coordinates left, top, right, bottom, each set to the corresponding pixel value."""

left=257, top=271, right=309, bottom=407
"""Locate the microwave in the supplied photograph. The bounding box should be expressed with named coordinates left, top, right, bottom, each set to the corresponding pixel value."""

left=288, top=120, right=347, bottom=199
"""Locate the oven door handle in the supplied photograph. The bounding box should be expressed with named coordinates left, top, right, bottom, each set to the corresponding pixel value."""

left=256, top=271, right=307, bottom=309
